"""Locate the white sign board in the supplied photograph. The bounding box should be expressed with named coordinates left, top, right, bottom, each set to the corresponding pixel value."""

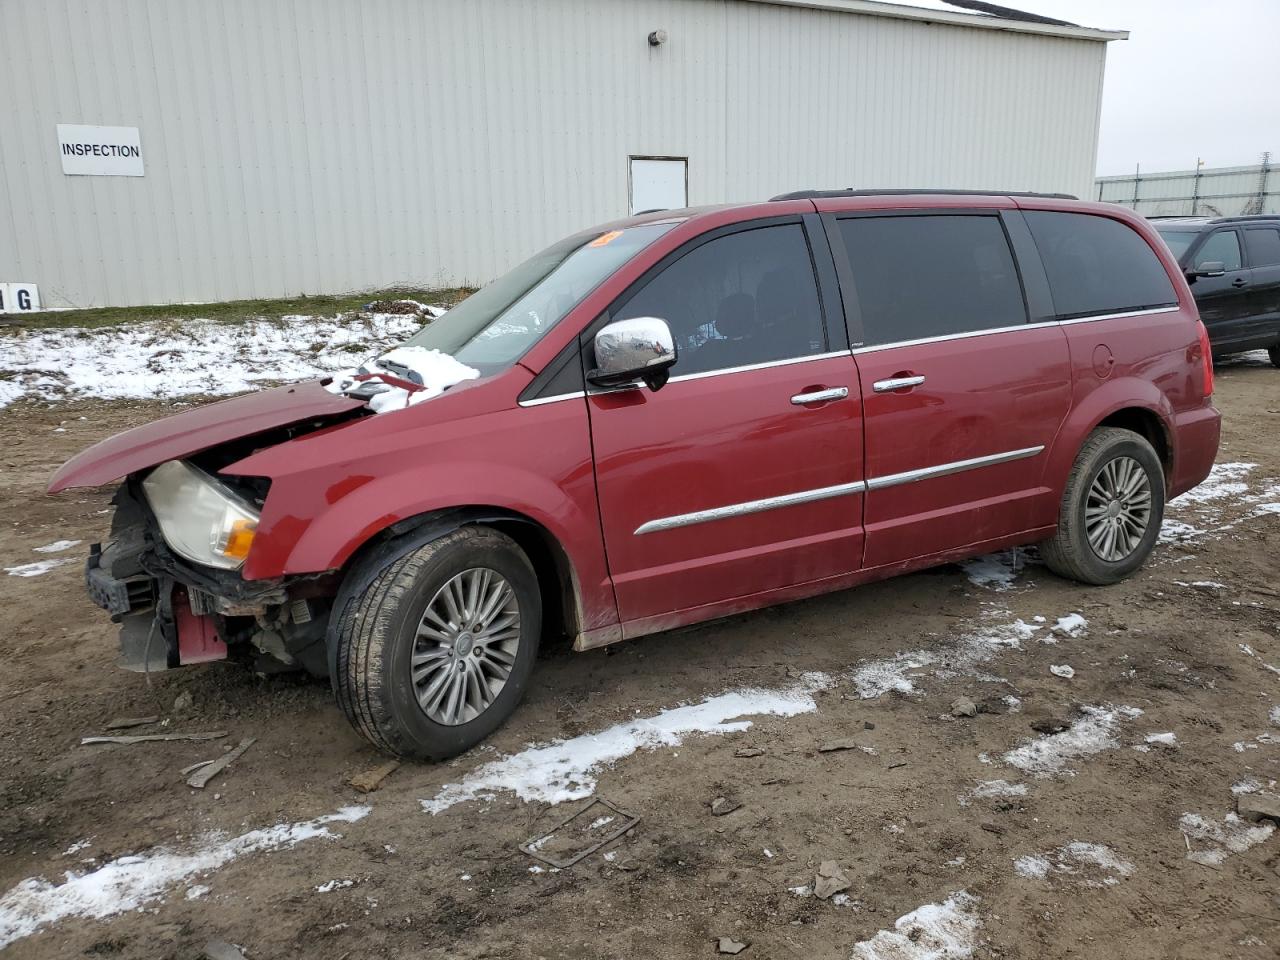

left=0, top=284, right=41, bottom=314
left=630, top=157, right=687, bottom=214
left=57, top=124, right=144, bottom=177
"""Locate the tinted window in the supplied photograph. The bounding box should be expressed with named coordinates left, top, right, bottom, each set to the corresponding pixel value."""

left=1245, top=227, right=1280, bottom=267
left=1155, top=229, right=1199, bottom=261
left=1195, top=230, right=1242, bottom=271
left=613, top=224, right=825, bottom=376
left=838, top=215, right=1026, bottom=347
left=1025, top=211, right=1177, bottom=319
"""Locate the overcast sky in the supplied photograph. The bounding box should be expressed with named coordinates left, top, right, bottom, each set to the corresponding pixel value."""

left=1017, top=0, right=1279, bottom=176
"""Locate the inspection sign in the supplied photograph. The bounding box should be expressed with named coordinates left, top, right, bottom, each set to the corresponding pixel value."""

left=57, top=124, right=144, bottom=176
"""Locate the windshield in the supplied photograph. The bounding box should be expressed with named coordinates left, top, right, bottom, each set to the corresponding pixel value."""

left=401, top=221, right=678, bottom=371
left=1154, top=229, right=1199, bottom=262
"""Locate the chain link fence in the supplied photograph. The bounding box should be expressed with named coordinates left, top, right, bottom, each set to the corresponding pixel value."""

left=1095, top=156, right=1277, bottom=217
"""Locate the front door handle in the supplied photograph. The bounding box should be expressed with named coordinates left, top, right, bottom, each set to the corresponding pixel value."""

left=873, top=375, right=926, bottom=393
left=791, top=386, right=849, bottom=405
left=1231, top=277, right=1249, bottom=288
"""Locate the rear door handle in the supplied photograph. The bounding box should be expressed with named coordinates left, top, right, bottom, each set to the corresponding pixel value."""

left=790, top=386, right=849, bottom=405
left=873, top=375, right=926, bottom=393
left=1231, top=277, right=1249, bottom=288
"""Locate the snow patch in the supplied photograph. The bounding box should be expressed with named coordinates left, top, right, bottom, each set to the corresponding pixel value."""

left=4, top=559, right=72, bottom=578
left=0, top=311, right=440, bottom=407
left=1051, top=613, right=1088, bottom=638
left=325, top=345, right=479, bottom=414
left=849, top=891, right=981, bottom=960
left=1003, top=705, right=1143, bottom=777
left=1175, top=462, right=1255, bottom=503
left=960, top=779, right=1027, bottom=807
left=315, top=878, right=355, bottom=893
left=850, top=615, right=1045, bottom=700
left=1144, top=732, right=1178, bottom=747
left=1013, top=842, right=1134, bottom=886
left=958, top=550, right=1030, bottom=591
left=32, top=540, right=81, bottom=554
left=1049, top=664, right=1075, bottom=679
left=0, top=806, right=369, bottom=949
left=1181, top=812, right=1274, bottom=867
left=1271, top=706, right=1280, bottom=728
left=421, top=676, right=831, bottom=813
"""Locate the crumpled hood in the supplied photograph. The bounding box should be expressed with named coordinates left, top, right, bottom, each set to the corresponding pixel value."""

left=47, top=381, right=366, bottom=493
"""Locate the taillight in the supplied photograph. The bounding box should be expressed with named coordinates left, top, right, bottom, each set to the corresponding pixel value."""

left=1197, top=321, right=1213, bottom=398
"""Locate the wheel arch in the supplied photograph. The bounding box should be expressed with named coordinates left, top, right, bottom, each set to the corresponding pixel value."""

left=324, top=506, right=584, bottom=679
left=1044, top=379, right=1177, bottom=497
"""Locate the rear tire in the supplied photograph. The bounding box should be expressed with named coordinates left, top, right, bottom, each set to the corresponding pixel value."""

left=1040, top=428, right=1165, bottom=586
left=334, top=526, right=541, bottom=761
left=1268, top=344, right=1280, bottom=368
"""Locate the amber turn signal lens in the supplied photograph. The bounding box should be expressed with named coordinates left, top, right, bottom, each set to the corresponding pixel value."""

left=221, top=518, right=257, bottom=560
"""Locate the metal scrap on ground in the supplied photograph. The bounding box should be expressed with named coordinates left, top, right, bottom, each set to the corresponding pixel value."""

left=80, top=731, right=228, bottom=745
left=520, top=797, right=640, bottom=869
left=187, top=738, right=257, bottom=789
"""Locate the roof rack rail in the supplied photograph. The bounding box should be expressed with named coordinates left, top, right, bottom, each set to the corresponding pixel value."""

left=1207, top=213, right=1280, bottom=224
left=770, top=188, right=1079, bottom=201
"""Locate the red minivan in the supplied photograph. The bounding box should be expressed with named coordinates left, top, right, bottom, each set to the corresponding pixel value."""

left=50, top=190, right=1221, bottom=760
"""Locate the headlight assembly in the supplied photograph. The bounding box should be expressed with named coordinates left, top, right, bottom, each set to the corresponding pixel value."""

left=142, top=460, right=261, bottom=570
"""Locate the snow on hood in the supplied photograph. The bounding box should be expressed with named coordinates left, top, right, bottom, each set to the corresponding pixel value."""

left=325, top=345, right=480, bottom=414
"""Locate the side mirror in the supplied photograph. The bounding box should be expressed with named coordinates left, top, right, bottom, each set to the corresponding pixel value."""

left=588, top=317, right=678, bottom=391
left=1187, top=260, right=1226, bottom=280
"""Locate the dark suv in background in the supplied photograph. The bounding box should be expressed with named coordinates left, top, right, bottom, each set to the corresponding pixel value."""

left=1153, top=215, right=1280, bottom=365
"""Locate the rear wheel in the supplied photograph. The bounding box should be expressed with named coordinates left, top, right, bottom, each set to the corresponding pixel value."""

left=1040, top=428, right=1165, bottom=585
left=1268, top=344, right=1280, bottom=368
left=334, top=527, right=541, bottom=761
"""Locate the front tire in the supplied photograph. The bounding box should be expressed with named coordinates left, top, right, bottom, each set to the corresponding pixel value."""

left=1268, top=344, right=1280, bottom=368
left=1040, top=428, right=1165, bottom=586
left=334, top=526, right=541, bottom=761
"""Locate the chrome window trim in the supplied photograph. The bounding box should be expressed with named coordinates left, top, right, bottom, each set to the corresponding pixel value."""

left=633, top=480, right=867, bottom=535
left=849, top=306, right=1180, bottom=354
left=518, top=391, right=587, bottom=408
left=667, top=349, right=851, bottom=384
left=634, top=445, right=1046, bottom=535
left=865, top=445, right=1045, bottom=490
left=1056, top=305, right=1179, bottom=326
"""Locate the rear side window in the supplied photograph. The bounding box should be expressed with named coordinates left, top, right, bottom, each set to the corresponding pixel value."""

left=613, top=224, right=827, bottom=377
left=1195, top=230, right=1242, bottom=271
left=1024, top=211, right=1177, bottom=320
left=1245, top=227, right=1280, bottom=267
left=838, top=215, right=1026, bottom=347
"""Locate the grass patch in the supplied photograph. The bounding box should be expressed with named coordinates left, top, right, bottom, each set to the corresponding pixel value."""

left=0, top=286, right=475, bottom=334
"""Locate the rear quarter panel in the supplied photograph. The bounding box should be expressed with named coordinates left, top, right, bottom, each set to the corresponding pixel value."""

left=1016, top=199, right=1218, bottom=502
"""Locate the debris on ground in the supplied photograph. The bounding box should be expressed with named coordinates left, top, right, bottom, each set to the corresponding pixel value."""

left=813, top=860, right=851, bottom=900
left=519, top=797, right=640, bottom=868
left=1051, top=613, right=1089, bottom=638
left=950, top=696, right=978, bottom=718
left=104, top=716, right=159, bottom=730
left=203, top=940, right=247, bottom=960
left=348, top=760, right=401, bottom=793
left=1237, top=792, right=1280, bottom=825
left=187, top=738, right=256, bottom=789
left=710, top=797, right=742, bottom=817
left=1049, top=664, right=1075, bottom=679
left=81, top=731, right=227, bottom=745
left=716, top=936, right=749, bottom=954
left=734, top=747, right=764, bottom=758
left=818, top=738, right=867, bottom=753
left=172, top=691, right=195, bottom=715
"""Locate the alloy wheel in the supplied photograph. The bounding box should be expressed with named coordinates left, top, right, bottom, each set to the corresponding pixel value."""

left=410, top=567, right=521, bottom=725
left=1084, top=455, right=1153, bottom=562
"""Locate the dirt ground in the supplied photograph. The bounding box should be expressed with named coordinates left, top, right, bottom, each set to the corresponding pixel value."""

left=1, top=358, right=1278, bottom=960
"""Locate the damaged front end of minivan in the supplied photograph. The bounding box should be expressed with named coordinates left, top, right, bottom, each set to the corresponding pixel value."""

left=53, top=382, right=374, bottom=678
left=90, top=465, right=339, bottom=677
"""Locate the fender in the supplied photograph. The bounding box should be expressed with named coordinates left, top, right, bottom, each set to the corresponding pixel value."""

left=1041, top=375, right=1175, bottom=497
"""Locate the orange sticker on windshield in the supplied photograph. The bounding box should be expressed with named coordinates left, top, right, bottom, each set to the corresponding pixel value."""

left=589, top=230, right=623, bottom=247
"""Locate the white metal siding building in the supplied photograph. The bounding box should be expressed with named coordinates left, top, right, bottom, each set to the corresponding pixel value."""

left=0, top=0, right=1123, bottom=309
